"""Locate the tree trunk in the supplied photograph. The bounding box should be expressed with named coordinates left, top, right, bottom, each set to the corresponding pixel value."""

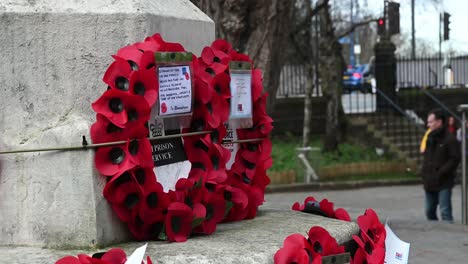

left=190, top=0, right=294, bottom=114
left=318, top=0, right=347, bottom=152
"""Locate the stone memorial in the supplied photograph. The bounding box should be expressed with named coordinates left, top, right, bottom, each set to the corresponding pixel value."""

left=0, top=0, right=214, bottom=248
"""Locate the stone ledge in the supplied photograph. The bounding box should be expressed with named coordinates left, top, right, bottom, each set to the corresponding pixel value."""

left=0, top=209, right=359, bottom=264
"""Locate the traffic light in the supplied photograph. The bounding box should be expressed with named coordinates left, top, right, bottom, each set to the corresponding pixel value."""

left=443, top=12, right=450, bottom=40
left=388, top=2, right=400, bottom=35
left=377, top=17, right=386, bottom=36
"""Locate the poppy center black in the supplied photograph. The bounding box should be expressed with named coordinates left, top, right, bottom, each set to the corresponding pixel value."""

left=205, top=183, right=216, bottom=192
left=213, top=56, right=221, bottom=63
left=210, top=130, right=219, bottom=143
left=113, top=172, right=132, bottom=186
left=185, top=197, right=193, bottom=208
left=211, top=155, right=219, bottom=170
left=171, top=216, right=182, bottom=233
left=244, top=159, right=256, bottom=169
left=109, top=98, right=124, bottom=113
left=134, top=81, right=145, bottom=96
left=365, top=241, right=373, bottom=254
left=247, top=143, right=258, bottom=151
left=206, top=204, right=214, bottom=220
left=109, top=147, right=125, bottom=164
left=214, top=84, right=222, bottom=94
left=194, top=140, right=209, bottom=152
left=242, top=174, right=251, bottom=184
left=127, top=109, right=138, bottom=121
left=147, top=192, right=158, bottom=208
left=206, top=102, right=213, bottom=114
left=128, top=60, right=139, bottom=71
left=92, top=252, right=106, bottom=259
left=205, top=67, right=216, bottom=76
left=124, top=193, right=139, bottom=209
left=150, top=222, right=164, bottom=236
left=192, top=162, right=206, bottom=171
left=106, top=123, right=123, bottom=133
left=115, top=76, right=129, bottom=91
left=128, top=140, right=139, bottom=155
left=135, top=168, right=146, bottom=185
left=313, top=241, right=323, bottom=254
left=224, top=190, right=232, bottom=201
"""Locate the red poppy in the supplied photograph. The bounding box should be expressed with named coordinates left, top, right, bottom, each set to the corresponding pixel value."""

left=357, top=208, right=386, bottom=246
left=112, top=181, right=144, bottom=222
left=186, top=141, right=230, bottom=184
left=114, top=46, right=155, bottom=70
left=126, top=138, right=153, bottom=169
left=307, top=226, right=345, bottom=256
left=351, top=231, right=385, bottom=264
left=94, top=144, right=134, bottom=177
left=319, top=199, right=335, bottom=218
left=211, top=39, right=232, bottom=54
left=292, top=196, right=317, bottom=211
left=90, top=114, right=148, bottom=144
left=100, top=248, right=127, bottom=264
left=135, top=33, right=185, bottom=53
left=201, top=46, right=230, bottom=67
left=128, top=67, right=158, bottom=106
left=103, top=167, right=155, bottom=203
left=274, top=233, right=319, bottom=264
left=228, top=50, right=252, bottom=62
left=91, top=89, right=150, bottom=127
left=195, top=192, right=225, bottom=234
left=334, top=208, right=351, bottom=222
left=139, top=182, right=170, bottom=224
left=192, top=93, right=229, bottom=129
left=210, top=71, right=231, bottom=99
left=195, top=58, right=227, bottom=84
left=56, top=256, right=82, bottom=264
left=165, top=202, right=193, bottom=242
left=192, top=202, right=207, bottom=222
left=103, top=57, right=132, bottom=91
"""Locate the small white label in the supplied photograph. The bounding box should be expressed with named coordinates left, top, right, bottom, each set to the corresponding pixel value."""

left=158, top=65, right=192, bottom=116
left=229, top=73, right=252, bottom=119
left=223, top=123, right=239, bottom=169
left=125, top=243, right=147, bottom=264
left=154, top=160, right=192, bottom=193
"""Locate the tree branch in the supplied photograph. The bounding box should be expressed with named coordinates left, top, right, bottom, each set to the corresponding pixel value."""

left=335, top=18, right=378, bottom=40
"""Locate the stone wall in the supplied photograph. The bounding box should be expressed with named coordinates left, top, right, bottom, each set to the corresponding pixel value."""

left=0, top=0, right=214, bottom=248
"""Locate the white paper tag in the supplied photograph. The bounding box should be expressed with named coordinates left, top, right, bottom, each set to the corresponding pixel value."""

left=158, top=65, right=192, bottom=116
left=154, top=160, right=192, bottom=192
left=124, top=243, right=147, bottom=264
left=384, top=223, right=410, bottom=264
left=223, top=123, right=238, bottom=169
left=229, top=72, right=252, bottom=119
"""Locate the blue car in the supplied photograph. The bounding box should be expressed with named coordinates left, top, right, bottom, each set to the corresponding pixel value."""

left=342, top=64, right=375, bottom=93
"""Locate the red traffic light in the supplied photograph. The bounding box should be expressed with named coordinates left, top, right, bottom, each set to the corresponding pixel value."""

left=378, top=19, right=384, bottom=25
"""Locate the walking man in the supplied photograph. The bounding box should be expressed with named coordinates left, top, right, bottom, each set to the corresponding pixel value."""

left=422, top=109, right=460, bottom=222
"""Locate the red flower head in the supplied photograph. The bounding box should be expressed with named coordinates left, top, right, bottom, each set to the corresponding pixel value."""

left=274, top=233, right=319, bottom=264
left=112, top=181, right=144, bottom=223
left=114, top=45, right=155, bottom=70
left=319, top=199, right=336, bottom=218
left=334, top=208, right=351, bottom=222
left=139, top=182, right=170, bottom=224
left=195, top=192, right=226, bottom=234
left=103, top=167, right=155, bottom=202
left=94, top=139, right=152, bottom=177
left=103, top=57, right=132, bottom=91
left=192, top=93, right=229, bottom=129
left=210, top=72, right=231, bottom=99
left=165, top=202, right=193, bottom=242
left=292, top=196, right=317, bottom=211
left=90, top=114, right=148, bottom=144
left=307, top=226, right=345, bottom=256
left=195, top=58, right=227, bottom=84
left=357, top=208, right=386, bottom=246
left=201, top=46, right=230, bottom=68
left=211, top=39, right=232, bottom=54
left=91, top=89, right=150, bottom=127
left=186, top=139, right=230, bottom=184
left=351, top=231, right=385, bottom=264
left=128, top=68, right=158, bottom=106
left=228, top=50, right=252, bottom=62
left=220, top=185, right=249, bottom=221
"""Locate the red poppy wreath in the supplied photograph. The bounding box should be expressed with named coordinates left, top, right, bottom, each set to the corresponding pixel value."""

left=90, top=34, right=273, bottom=242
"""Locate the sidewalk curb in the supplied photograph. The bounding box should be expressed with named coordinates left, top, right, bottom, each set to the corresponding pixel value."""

left=265, top=179, right=422, bottom=193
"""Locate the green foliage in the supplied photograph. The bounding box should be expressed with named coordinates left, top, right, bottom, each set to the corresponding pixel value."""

left=269, top=136, right=392, bottom=172
left=191, top=217, right=205, bottom=228
left=158, top=225, right=167, bottom=241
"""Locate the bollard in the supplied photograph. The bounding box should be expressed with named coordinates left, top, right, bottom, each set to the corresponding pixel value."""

left=458, top=104, right=468, bottom=225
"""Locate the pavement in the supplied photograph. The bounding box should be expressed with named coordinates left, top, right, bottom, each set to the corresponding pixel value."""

left=1, top=181, right=468, bottom=263
left=264, top=183, right=468, bottom=264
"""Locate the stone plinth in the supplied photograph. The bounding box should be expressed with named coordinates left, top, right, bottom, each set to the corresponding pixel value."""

left=0, top=0, right=214, bottom=248
left=0, top=209, right=360, bottom=263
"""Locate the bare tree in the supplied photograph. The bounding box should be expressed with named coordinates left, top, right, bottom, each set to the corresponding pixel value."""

left=190, top=0, right=294, bottom=113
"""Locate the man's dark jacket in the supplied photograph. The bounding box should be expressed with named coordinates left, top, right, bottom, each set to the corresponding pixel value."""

left=422, top=127, right=460, bottom=191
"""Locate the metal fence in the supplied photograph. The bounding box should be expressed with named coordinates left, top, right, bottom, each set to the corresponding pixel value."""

left=397, top=55, right=468, bottom=88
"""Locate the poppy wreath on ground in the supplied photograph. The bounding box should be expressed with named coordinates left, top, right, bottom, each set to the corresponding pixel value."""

left=277, top=198, right=386, bottom=264
left=90, top=34, right=272, bottom=242
left=55, top=248, right=153, bottom=264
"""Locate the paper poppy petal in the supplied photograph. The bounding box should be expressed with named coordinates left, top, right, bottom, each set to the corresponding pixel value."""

left=55, top=256, right=81, bottom=264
